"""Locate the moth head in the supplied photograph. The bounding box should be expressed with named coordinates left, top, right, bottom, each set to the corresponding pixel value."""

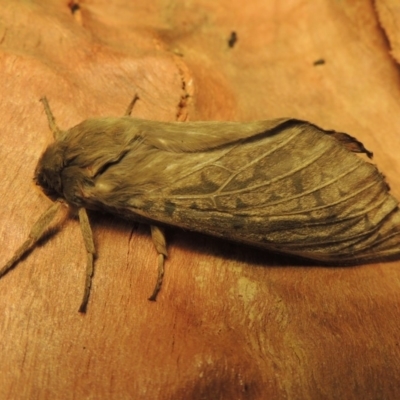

left=34, top=143, right=66, bottom=199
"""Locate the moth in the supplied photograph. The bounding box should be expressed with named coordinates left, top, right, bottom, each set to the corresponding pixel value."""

left=1, top=96, right=400, bottom=312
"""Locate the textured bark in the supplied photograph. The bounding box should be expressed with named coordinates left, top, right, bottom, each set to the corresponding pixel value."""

left=0, top=1, right=400, bottom=399
left=375, top=0, right=400, bottom=64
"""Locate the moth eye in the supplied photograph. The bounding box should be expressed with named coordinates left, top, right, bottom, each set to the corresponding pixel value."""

left=35, top=169, right=63, bottom=199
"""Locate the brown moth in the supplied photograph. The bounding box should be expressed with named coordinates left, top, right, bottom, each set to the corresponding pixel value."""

left=1, top=96, right=400, bottom=312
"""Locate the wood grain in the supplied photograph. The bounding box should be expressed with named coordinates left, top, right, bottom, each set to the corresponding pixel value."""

left=0, top=1, right=399, bottom=399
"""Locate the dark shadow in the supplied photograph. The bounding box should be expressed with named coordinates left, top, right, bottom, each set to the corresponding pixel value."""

left=85, top=211, right=400, bottom=269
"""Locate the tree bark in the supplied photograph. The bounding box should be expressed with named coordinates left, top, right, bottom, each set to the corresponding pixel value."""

left=0, top=1, right=399, bottom=398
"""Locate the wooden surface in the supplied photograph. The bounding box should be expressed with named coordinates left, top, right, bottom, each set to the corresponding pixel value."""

left=1, top=1, right=400, bottom=398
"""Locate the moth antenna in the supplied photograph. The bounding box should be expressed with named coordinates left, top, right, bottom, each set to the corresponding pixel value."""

left=0, top=201, right=63, bottom=279
left=124, top=94, right=140, bottom=116
left=77, top=208, right=96, bottom=313
left=148, top=225, right=167, bottom=301
left=40, top=97, right=63, bottom=140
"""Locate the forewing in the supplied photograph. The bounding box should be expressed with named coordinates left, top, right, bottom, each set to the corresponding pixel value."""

left=82, top=119, right=400, bottom=263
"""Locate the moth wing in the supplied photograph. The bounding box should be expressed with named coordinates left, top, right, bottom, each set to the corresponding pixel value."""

left=63, top=118, right=292, bottom=176
left=137, top=118, right=293, bottom=152
left=83, top=119, right=400, bottom=263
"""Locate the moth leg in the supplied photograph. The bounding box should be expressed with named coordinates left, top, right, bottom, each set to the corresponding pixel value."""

left=0, top=201, right=63, bottom=278
left=124, top=95, right=139, bottom=116
left=77, top=208, right=96, bottom=313
left=148, top=225, right=168, bottom=301
left=39, top=97, right=63, bottom=140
